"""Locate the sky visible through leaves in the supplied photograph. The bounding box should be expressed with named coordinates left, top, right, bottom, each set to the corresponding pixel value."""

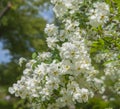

left=0, top=6, right=53, bottom=63
left=0, top=42, right=11, bottom=63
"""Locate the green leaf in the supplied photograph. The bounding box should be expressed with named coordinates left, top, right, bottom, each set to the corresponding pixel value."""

left=32, top=52, right=37, bottom=59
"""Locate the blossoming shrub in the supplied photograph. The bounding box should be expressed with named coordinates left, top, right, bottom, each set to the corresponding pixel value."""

left=9, top=0, right=120, bottom=109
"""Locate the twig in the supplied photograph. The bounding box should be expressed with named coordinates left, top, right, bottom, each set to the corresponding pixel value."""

left=0, top=2, right=12, bottom=19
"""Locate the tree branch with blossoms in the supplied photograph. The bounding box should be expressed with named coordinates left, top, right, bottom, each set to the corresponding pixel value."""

left=9, top=0, right=120, bottom=109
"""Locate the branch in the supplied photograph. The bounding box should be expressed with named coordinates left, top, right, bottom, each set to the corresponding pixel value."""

left=0, top=2, right=12, bottom=19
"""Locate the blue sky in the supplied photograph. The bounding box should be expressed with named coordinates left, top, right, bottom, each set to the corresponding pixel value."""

left=39, top=5, right=54, bottom=23
left=0, top=42, right=11, bottom=63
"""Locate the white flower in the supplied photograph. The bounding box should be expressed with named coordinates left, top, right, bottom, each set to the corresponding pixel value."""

left=40, top=88, right=51, bottom=101
left=8, top=87, right=15, bottom=94
left=63, top=0, right=83, bottom=14
left=60, top=60, right=73, bottom=74
left=53, top=3, right=67, bottom=17
left=93, top=2, right=109, bottom=14
left=59, top=42, right=79, bottom=59
left=45, top=76, right=60, bottom=90
left=51, top=0, right=58, bottom=4
left=34, top=63, right=47, bottom=77
left=58, top=30, right=66, bottom=41
left=47, top=103, right=59, bottom=109
left=80, top=88, right=89, bottom=102
left=26, top=59, right=36, bottom=68
left=37, top=52, right=52, bottom=61
left=56, top=96, right=74, bottom=108
left=47, top=60, right=60, bottom=77
left=19, top=57, right=26, bottom=66
left=23, top=68, right=32, bottom=75
left=73, top=88, right=89, bottom=103
left=44, top=24, right=58, bottom=36
left=46, top=36, right=58, bottom=50
left=87, top=2, right=110, bottom=27
left=64, top=19, right=79, bottom=31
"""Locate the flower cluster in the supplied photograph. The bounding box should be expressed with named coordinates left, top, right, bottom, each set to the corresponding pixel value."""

left=52, top=0, right=83, bottom=17
left=9, top=0, right=120, bottom=109
left=87, top=2, right=110, bottom=27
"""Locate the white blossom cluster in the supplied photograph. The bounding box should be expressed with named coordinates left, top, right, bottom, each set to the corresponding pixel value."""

left=51, top=0, right=83, bottom=17
left=9, top=0, right=120, bottom=109
left=87, top=2, right=110, bottom=27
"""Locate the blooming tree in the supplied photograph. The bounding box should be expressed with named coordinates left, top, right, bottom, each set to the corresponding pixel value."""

left=9, top=0, right=120, bottom=109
